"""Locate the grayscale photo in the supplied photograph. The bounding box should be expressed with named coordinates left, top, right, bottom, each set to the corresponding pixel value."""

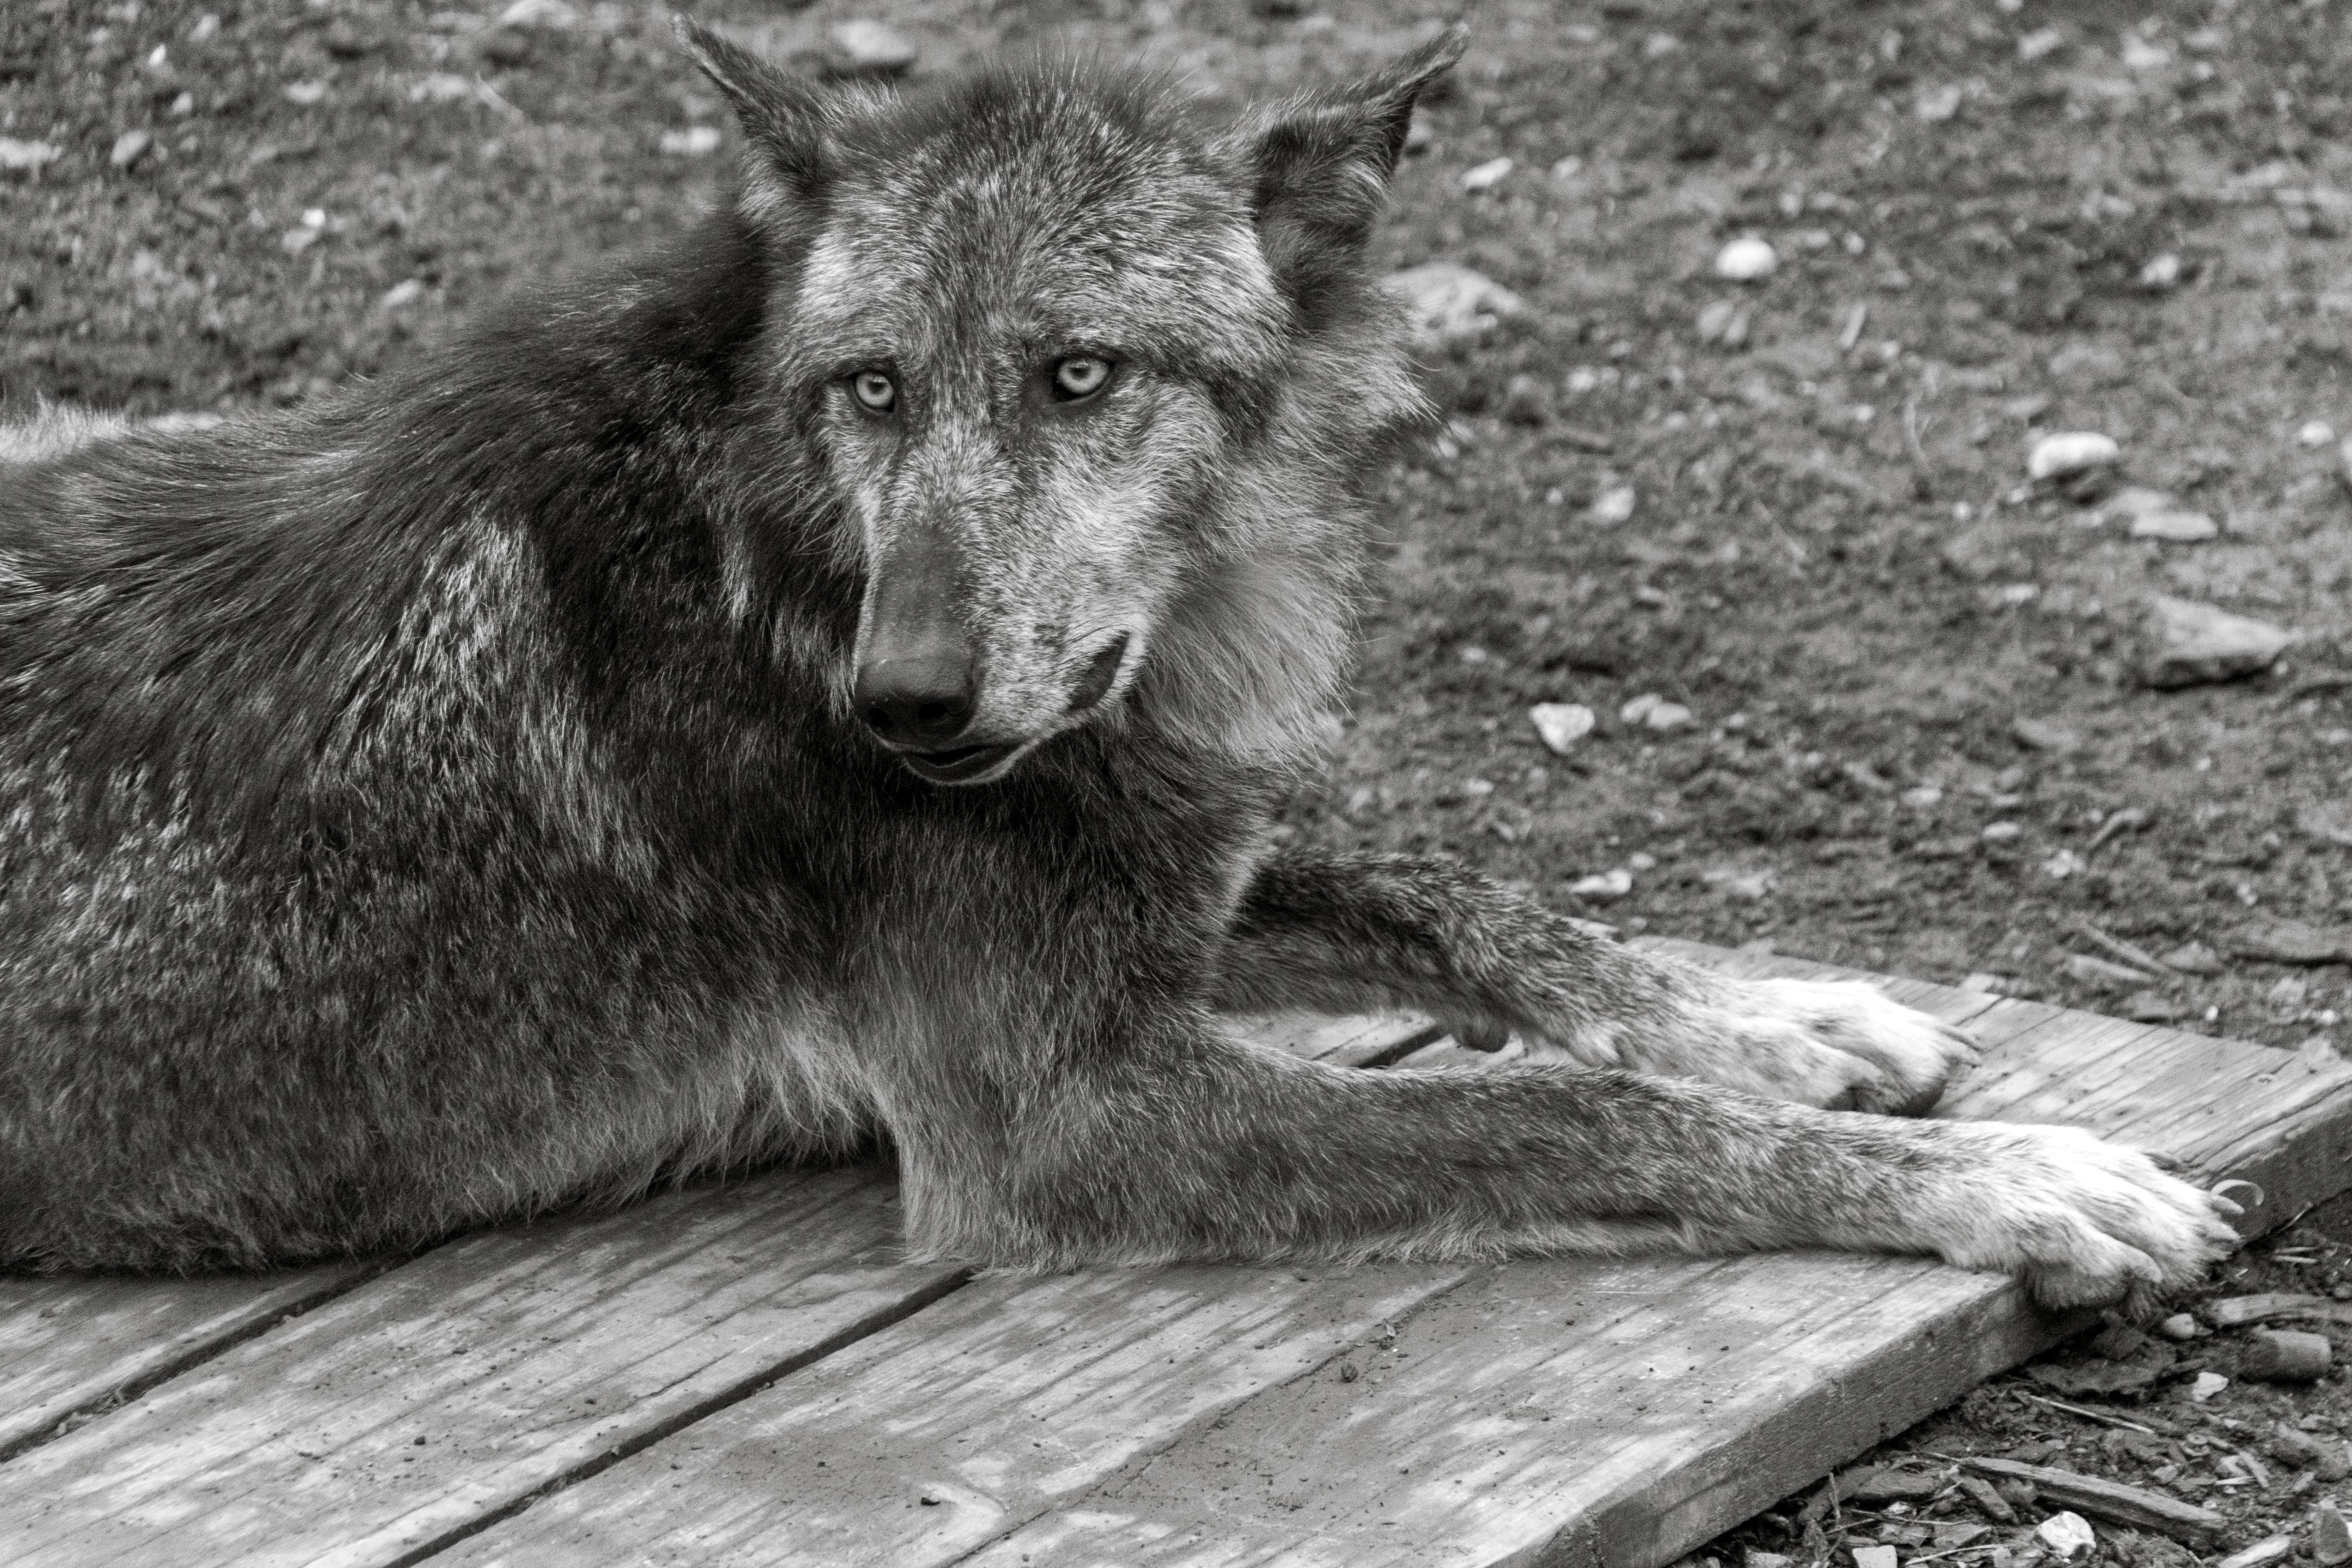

left=0, top=0, right=2346, bottom=1563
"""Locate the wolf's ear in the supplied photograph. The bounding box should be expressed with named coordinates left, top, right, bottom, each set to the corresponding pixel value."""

left=1239, top=22, right=1466, bottom=306
left=674, top=18, right=833, bottom=216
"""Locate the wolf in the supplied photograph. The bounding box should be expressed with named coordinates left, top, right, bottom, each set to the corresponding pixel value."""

left=0, top=22, right=2237, bottom=1308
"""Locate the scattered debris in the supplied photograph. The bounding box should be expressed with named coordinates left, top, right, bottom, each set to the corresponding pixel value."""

left=2138, top=595, right=2292, bottom=688
left=1696, top=299, right=1750, bottom=349
left=2300, top=421, right=2338, bottom=448
left=2158, top=941, right=2225, bottom=976
left=2156, top=1312, right=2200, bottom=1341
left=2189, top=1370, right=2231, bottom=1402
left=1620, top=693, right=1692, bottom=730
left=1958, top=1457, right=2222, bottom=1543
left=658, top=125, right=723, bottom=157
left=2209, top=1292, right=2352, bottom=1328
left=1714, top=236, right=1778, bottom=281
left=1529, top=703, right=1596, bottom=755
left=1568, top=868, right=1633, bottom=900
left=2140, top=252, right=2183, bottom=289
left=2226, top=920, right=2352, bottom=966
left=2027, top=431, right=2120, bottom=481
left=2074, top=920, right=2173, bottom=975
left=2242, top=1328, right=2333, bottom=1383
left=2217, top=1537, right=2296, bottom=1568
left=108, top=130, right=152, bottom=169
left=1590, top=485, right=1637, bottom=525
left=1850, top=1547, right=1896, bottom=1568
left=2011, top=716, right=2079, bottom=751
left=1957, top=1473, right=2017, bottom=1524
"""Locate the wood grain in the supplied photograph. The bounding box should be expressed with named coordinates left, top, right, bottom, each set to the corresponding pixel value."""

left=0, top=1263, right=373, bottom=1460
left=429, top=946, right=2352, bottom=1568
left=0, top=1166, right=961, bottom=1568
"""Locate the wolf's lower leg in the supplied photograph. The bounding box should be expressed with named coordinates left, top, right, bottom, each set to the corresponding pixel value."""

left=894, top=1030, right=2236, bottom=1313
left=1215, top=847, right=1973, bottom=1114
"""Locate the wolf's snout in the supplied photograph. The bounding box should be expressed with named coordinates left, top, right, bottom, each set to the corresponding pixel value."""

left=853, top=645, right=978, bottom=748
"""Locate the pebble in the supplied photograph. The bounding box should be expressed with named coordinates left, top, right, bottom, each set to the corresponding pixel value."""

left=2314, top=1500, right=2352, bottom=1566
left=1916, top=83, right=1962, bottom=122
left=659, top=125, right=723, bottom=157
left=2139, top=595, right=2291, bottom=688
left=1714, top=236, right=1778, bottom=282
left=497, top=0, right=578, bottom=24
left=2129, top=510, right=2218, bottom=542
left=2159, top=940, right=2225, bottom=976
left=2027, top=431, right=2120, bottom=481
left=2139, top=252, right=2182, bottom=289
left=2157, top=1312, right=2200, bottom=1340
left=1851, top=1548, right=1897, bottom=1568
left=0, top=137, right=63, bottom=173
left=1981, top=821, right=2023, bottom=843
left=2301, top=420, right=2338, bottom=447
left=1590, top=485, right=1637, bottom=525
left=1529, top=703, right=1596, bottom=755
left=108, top=130, right=152, bottom=169
left=1460, top=156, right=1513, bottom=192
left=2010, top=716, right=2078, bottom=751
left=828, top=20, right=919, bottom=78
left=377, top=278, right=427, bottom=309
left=2242, top=1328, right=2332, bottom=1383
left=2190, top=1370, right=2230, bottom=1401
left=283, top=80, right=330, bottom=105
left=1569, top=869, right=1633, bottom=900
left=1384, top=263, right=1527, bottom=352
left=2036, top=1513, right=2096, bottom=1562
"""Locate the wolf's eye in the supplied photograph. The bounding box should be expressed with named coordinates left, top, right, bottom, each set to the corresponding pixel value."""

left=850, top=371, right=897, bottom=414
left=1050, top=356, right=1112, bottom=402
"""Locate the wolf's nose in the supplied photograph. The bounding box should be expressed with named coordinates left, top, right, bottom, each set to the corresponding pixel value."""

left=853, top=650, right=978, bottom=748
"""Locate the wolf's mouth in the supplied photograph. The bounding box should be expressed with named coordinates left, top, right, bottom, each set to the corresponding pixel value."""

left=899, top=742, right=1018, bottom=785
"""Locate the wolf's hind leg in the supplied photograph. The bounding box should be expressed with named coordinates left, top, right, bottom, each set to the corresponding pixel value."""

left=1216, top=847, right=1974, bottom=1114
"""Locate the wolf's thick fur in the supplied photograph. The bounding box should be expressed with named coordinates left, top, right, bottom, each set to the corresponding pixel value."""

left=0, top=26, right=2236, bottom=1306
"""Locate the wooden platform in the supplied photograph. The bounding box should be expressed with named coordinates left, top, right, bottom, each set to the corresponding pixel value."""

left=8, top=943, right=2352, bottom=1568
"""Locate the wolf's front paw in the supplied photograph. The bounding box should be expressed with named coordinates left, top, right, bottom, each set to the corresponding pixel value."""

left=1924, top=1123, right=2243, bottom=1313
left=1544, top=977, right=1977, bottom=1114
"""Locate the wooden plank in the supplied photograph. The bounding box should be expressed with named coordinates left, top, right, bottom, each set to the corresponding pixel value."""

left=426, top=1259, right=1476, bottom=1568
left=433, top=944, right=2352, bottom=1568
left=0, top=1263, right=374, bottom=1461
left=0, top=1166, right=963, bottom=1568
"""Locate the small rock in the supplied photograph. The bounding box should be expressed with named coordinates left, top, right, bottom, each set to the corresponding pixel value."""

left=1569, top=869, right=1633, bottom=901
left=1695, top=298, right=1749, bottom=348
left=1714, top=235, right=1778, bottom=281
left=1745, top=1553, right=1791, bottom=1568
left=0, top=137, right=63, bottom=174
left=2300, top=420, right=2338, bottom=448
left=2242, top=1328, right=2332, bottom=1384
left=1851, top=1548, right=1896, bottom=1568
left=1643, top=701, right=1693, bottom=732
left=1384, top=263, right=1527, bottom=352
left=1916, top=83, right=1963, bottom=122
left=2028, top=431, right=2120, bottom=481
left=1460, top=156, right=1513, bottom=192
left=2314, top=1501, right=2352, bottom=1567
left=1620, top=694, right=1662, bottom=725
left=1981, top=821, right=2023, bottom=844
left=659, top=125, right=723, bottom=157
left=2298, top=803, right=2352, bottom=847
left=321, top=17, right=374, bottom=57
left=2011, top=716, right=2078, bottom=752
left=2271, top=1422, right=2332, bottom=1469
left=2018, top=27, right=2066, bottom=62
left=1959, top=972, right=2007, bottom=995
left=2189, top=1370, right=2230, bottom=1401
left=828, top=19, right=919, bottom=78
left=377, top=279, right=427, bottom=309
left=2101, top=485, right=2176, bottom=523
left=1529, top=703, right=1596, bottom=755
left=1844, top=1469, right=1945, bottom=1505
left=2159, top=941, right=2225, bottom=976
left=2157, top=1312, right=2200, bottom=1341
left=2139, top=595, right=2291, bottom=688
left=283, top=80, right=330, bottom=105
left=2218, top=1538, right=2296, bottom=1568
left=2130, top=510, right=2219, bottom=542
left=497, top=0, right=578, bottom=24
left=2140, top=253, right=2183, bottom=290
left=2124, top=990, right=2183, bottom=1023
left=1590, top=486, right=1637, bottom=526
left=2037, top=1513, right=2097, bottom=1562
left=2227, top=919, right=2352, bottom=965
left=108, top=130, right=152, bottom=169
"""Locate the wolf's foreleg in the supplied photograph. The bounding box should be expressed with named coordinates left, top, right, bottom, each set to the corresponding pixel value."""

left=898, top=1033, right=2238, bottom=1315
left=1216, top=847, right=1973, bottom=1114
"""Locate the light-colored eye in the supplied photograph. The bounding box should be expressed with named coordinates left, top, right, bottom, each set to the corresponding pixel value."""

left=851, top=370, right=897, bottom=413
left=1051, top=356, right=1112, bottom=402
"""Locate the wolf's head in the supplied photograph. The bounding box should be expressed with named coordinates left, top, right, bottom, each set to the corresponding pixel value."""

left=684, top=22, right=1460, bottom=786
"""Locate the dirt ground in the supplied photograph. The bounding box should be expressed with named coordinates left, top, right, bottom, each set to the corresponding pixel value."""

left=5, top=0, right=2352, bottom=1561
